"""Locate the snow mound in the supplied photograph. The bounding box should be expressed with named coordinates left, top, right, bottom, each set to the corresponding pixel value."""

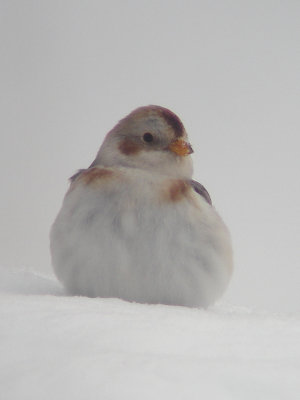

left=0, top=267, right=299, bottom=400
left=0, top=266, right=63, bottom=296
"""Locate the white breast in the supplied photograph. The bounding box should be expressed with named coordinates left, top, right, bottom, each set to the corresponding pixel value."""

left=50, top=168, right=233, bottom=307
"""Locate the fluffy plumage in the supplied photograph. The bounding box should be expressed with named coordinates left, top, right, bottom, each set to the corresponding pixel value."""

left=50, top=105, right=233, bottom=307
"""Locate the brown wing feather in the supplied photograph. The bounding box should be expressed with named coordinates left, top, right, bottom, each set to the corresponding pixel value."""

left=69, top=169, right=86, bottom=182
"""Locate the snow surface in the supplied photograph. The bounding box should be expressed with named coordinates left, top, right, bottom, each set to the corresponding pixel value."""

left=1, top=266, right=299, bottom=400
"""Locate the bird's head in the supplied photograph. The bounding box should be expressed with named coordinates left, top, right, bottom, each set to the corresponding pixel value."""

left=91, top=105, right=194, bottom=178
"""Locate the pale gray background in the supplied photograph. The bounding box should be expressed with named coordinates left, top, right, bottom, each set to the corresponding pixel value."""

left=1, top=0, right=299, bottom=311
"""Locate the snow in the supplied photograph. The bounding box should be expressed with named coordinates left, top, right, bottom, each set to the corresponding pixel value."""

left=1, top=267, right=299, bottom=400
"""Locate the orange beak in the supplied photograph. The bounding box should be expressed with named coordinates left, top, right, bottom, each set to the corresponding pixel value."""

left=168, top=139, right=194, bottom=156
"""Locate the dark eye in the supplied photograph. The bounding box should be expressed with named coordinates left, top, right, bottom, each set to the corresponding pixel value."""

left=142, top=133, right=154, bottom=143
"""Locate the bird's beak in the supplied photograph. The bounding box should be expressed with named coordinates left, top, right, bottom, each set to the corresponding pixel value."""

left=168, top=139, right=194, bottom=156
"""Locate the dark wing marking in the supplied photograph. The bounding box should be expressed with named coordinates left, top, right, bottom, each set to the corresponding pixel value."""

left=189, top=180, right=212, bottom=205
left=69, top=169, right=86, bottom=182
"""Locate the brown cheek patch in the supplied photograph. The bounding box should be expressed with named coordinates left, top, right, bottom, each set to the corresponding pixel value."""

left=118, top=139, right=142, bottom=155
left=159, top=108, right=184, bottom=138
left=162, top=180, right=190, bottom=203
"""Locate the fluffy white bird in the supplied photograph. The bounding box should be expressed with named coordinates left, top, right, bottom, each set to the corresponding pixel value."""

left=50, top=105, right=233, bottom=307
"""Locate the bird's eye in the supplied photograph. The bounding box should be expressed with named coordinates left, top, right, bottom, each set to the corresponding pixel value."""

left=142, top=133, right=154, bottom=143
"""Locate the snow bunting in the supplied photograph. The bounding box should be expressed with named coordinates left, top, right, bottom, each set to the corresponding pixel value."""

left=50, top=105, right=233, bottom=307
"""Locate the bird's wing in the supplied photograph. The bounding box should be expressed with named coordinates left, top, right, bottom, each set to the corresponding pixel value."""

left=189, top=180, right=212, bottom=205
left=69, top=169, right=86, bottom=182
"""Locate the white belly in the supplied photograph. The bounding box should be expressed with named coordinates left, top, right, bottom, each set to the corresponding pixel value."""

left=50, top=170, right=233, bottom=307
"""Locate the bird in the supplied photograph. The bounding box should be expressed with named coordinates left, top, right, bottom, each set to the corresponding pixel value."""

left=50, top=105, right=233, bottom=307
